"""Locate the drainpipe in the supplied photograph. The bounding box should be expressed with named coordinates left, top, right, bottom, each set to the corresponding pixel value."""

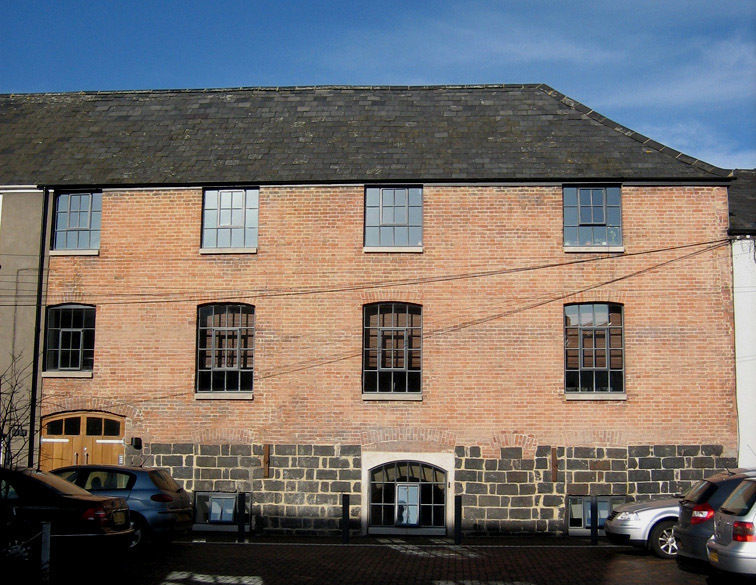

left=28, top=186, right=50, bottom=468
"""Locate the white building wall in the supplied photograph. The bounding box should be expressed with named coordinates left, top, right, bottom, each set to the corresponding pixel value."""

left=733, top=238, right=756, bottom=467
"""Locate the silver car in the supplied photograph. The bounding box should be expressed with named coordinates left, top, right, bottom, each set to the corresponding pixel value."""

left=706, top=477, right=756, bottom=576
left=604, top=497, right=680, bottom=558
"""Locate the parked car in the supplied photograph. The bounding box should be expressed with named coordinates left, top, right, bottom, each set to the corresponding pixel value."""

left=675, top=468, right=756, bottom=565
left=52, top=464, right=192, bottom=548
left=0, top=467, right=132, bottom=559
left=604, top=497, right=681, bottom=558
left=706, top=477, right=756, bottom=577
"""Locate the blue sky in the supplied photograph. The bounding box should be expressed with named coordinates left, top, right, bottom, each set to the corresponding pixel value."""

left=1, top=0, right=754, bottom=169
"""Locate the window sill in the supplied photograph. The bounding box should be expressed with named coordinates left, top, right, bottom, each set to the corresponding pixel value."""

left=563, top=246, right=624, bottom=253
left=195, top=392, right=254, bottom=400
left=363, top=246, right=423, bottom=253
left=42, top=370, right=93, bottom=378
left=565, top=393, right=627, bottom=401
left=362, top=393, right=423, bottom=401
left=49, top=249, right=100, bottom=256
left=199, top=248, right=258, bottom=255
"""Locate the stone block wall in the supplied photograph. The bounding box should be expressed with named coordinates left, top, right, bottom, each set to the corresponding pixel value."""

left=132, top=442, right=362, bottom=534
left=455, top=443, right=737, bottom=535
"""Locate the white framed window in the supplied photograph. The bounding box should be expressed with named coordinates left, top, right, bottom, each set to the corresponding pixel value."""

left=364, top=186, right=423, bottom=250
left=52, top=192, right=102, bottom=251
left=202, top=188, right=258, bottom=250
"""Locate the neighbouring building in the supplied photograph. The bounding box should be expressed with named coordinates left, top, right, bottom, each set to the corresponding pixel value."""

left=0, top=185, right=47, bottom=467
left=0, top=84, right=740, bottom=536
left=729, top=169, right=756, bottom=468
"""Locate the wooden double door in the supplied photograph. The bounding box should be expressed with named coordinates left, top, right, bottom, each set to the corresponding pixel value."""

left=39, top=412, right=124, bottom=471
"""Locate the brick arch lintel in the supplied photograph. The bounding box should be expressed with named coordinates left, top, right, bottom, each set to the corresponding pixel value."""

left=359, top=291, right=424, bottom=305
left=361, top=427, right=456, bottom=452
left=41, top=398, right=141, bottom=422
left=190, top=428, right=257, bottom=445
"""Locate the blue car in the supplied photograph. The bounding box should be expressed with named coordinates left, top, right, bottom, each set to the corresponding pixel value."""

left=52, top=464, right=192, bottom=549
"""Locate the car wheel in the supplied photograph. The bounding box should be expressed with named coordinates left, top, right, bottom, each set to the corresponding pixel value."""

left=129, top=517, right=149, bottom=551
left=649, top=520, right=677, bottom=559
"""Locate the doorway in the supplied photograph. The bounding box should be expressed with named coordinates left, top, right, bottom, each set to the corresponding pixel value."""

left=368, top=460, right=447, bottom=534
left=39, top=412, right=124, bottom=470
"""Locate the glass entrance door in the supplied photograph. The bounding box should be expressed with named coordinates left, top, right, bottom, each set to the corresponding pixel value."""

left=396, top=483, right=420, bottom=526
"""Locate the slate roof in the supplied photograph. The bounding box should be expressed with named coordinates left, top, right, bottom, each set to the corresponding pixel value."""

left=0, top=84, right=731, bottom=187
left=729, top=169, right=756, bottom=234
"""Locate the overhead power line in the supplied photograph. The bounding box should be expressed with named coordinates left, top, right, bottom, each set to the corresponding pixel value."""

left=0, top=238, right=730, bottom=308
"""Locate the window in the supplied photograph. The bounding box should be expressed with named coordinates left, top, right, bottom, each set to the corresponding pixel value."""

left=365, top=186, right=422, bottom=248
left=202, top=188, right=258, bottom=249
left=564, top=303, right=624, bottom=394
left=196, top=304, right=254, bottom=393
left=53, top=192, right=102, bottom=250
left=363, top=303, right=422, bottom=395
left=563, top=186, right=621, bottom=248
left=44, top=304, right=96, bottom=371
left=369, top=461, right=446, bottom=529
left=567, top=496, right=625, bottom=534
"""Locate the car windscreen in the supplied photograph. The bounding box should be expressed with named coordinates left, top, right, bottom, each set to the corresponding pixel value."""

left=682, top=480, right=715, bottom=504
left=720, top=480, right=756, bottom=516
left=149, top=470, right=181, bottom=492
left=25, top=470, right=92, bottom=496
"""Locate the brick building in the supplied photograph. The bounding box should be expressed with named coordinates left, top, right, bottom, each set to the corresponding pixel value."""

left=0, top=84, right=739, bottom=535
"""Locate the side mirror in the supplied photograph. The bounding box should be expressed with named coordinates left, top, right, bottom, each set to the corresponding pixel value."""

left=130, top=437, right=143, bottom=450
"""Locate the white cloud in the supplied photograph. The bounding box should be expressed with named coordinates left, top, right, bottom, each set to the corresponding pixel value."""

left=592, top=37, right=756, bottom=109
left=321, top=6, right=621, bottom=77
left=635, top=120, right=756, bottom=169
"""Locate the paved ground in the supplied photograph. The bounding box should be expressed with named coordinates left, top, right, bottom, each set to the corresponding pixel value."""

left=47, top=535, right=747, bottom=585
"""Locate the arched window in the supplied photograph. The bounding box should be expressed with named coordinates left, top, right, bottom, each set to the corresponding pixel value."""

left=196, top=304, right=255, bottom=393
left=369, top=461, right=446, bottom=528
left=363, top=303, right=422, bottom=395
left=44, top=304, right=96, bottom=371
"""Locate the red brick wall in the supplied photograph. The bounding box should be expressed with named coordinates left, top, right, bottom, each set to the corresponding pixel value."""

left=42, top=184, right=736, bottom=453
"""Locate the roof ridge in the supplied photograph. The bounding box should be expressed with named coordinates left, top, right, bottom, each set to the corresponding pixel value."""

left=0, top=83, right=544, bottom=99
left=534, top=84, right=733, bottom=179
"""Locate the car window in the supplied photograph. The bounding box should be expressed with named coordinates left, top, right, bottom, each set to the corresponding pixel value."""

left=720, top=480, right=756, bottom=516
left=84, top=470, right=133, bottom=491
left=27, top=470, right=91, bottom=496
left=709, top=478, right=743, bottom=509
left=149, top=470, right=181, bottom=492
left=682, top=480, right=714, bottom=504
left=54, top=469, right=79, bottom=483
left=0, top=478, right=19, bottom=501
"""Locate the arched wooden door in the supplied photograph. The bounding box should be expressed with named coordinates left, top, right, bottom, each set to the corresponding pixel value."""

left=39, top=412, right=125, bottom=471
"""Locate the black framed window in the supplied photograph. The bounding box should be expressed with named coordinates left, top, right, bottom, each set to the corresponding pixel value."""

left=52, top=192, right=102, bottom=250
left=369, top=461, right=446, bottom=528
left=202, top=188, right=259, bottom=249
left=363, top=303, right=422, bottom=394
left=564, top=303, right=624, bottom=394
left=365, top=187, right=423, bottom=247
left=563, top=186, right=621, bottom=247
left=196, top=304, right=254, bottom=392
left=44, top=304, right=96, bottom=371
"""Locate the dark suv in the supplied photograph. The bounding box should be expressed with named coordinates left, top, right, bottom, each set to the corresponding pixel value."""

left=675, top=468, right=756, bottom=565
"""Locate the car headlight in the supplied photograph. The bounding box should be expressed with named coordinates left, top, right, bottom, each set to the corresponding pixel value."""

left=615, top=512, right=640, bottom=521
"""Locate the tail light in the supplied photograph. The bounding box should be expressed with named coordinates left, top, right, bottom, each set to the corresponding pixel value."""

left=151, top=493, right=174, bottom=503
left=81, top=505, right=108, bottom=526
left=733, top=521, right=756, bottom=542
left=690, top=503, right=715, bottom=524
